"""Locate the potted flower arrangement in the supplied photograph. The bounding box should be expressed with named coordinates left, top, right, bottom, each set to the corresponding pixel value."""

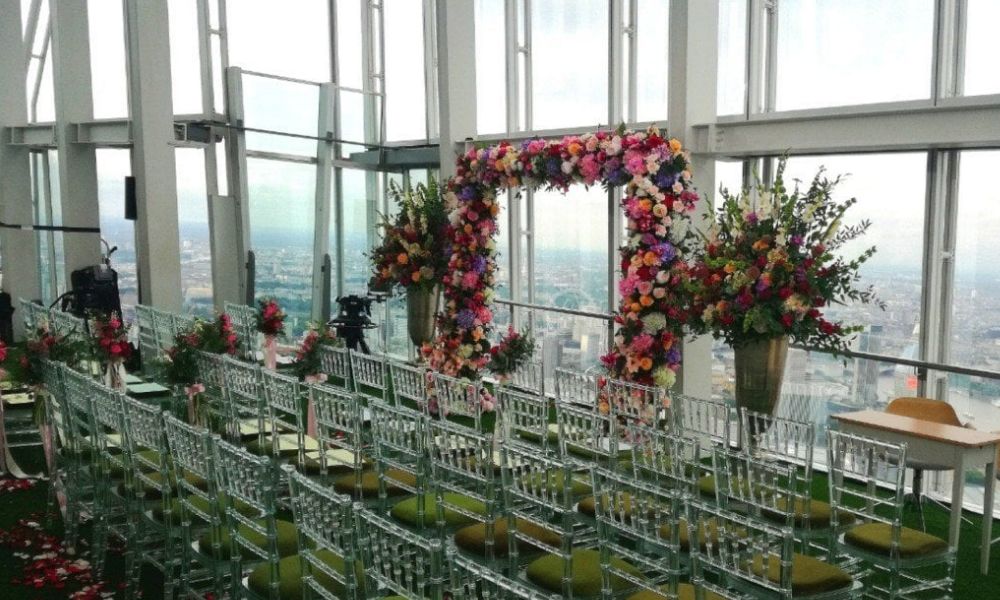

left=255, top=298, right=286, bottom=370
left=369, top=179, right=449, bottom=349
left=198, top=313, right=240, bottom=356
left=90, top=312, right=132, bottom=392
left=488, top=327, right=536, bottom=384
left=291, top=322, right=343, bottom=383
left=690, top=159, right=880, bottom=420
left=162, top=313, right=238, bottom=424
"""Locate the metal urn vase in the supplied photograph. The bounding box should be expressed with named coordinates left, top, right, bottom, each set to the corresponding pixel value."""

left=733, top=337, right=788, bottom=442
left=406, top=285, right=440, bottom=348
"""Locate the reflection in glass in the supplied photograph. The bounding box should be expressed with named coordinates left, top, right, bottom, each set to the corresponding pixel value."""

left=775, top=0, right=933, bottom=111
left=530, top=0, right=608, bottom=129
left=243, top=75, right=320, bottom=156
left=247, top=158, right=316, bottom=336
left=175, top=148, right=213, bottom=316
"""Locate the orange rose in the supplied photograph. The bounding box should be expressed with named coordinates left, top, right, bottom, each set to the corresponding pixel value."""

left=640, top=295, right=654, bottom=307
left=411, top=271, right=421, bottom=282
left=639, top=357, right=653, bottom=371
left=397, top=253, right=409, bottom=265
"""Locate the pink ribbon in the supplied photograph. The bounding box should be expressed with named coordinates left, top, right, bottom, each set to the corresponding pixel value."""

left=303, top=374, right=326, bottom=438
left=185, top=383, right=206, bottom=424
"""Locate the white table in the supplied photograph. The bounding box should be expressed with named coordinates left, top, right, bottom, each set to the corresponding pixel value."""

left=833, top=410, right=1000, bottom=574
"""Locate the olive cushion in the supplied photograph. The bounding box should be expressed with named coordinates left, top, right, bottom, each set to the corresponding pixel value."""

left=577, top=492, right=634, bottom=519
left=626, top=582, right=728, bottom=600
left=526, top=548, right=643, bottom=596
left=117, top=469, right=208, bottom=499
left=763, top=498, right=855, bottom=529
left=843, top=522, right=948, bottom=558
left=197, top=518, right=298, bottom=559
left=749, top=552, right=854, bottom=596
left=333, top=468, right=417, bottom=498
left=454, top=517, right=563, bottom=556
left=108, top=449, right=164, bottom=477
left=246, top=550, right=365, bottom=599
left=152, top=493, right=256, bottom=524
left=390, top=493, right=488, bottom=528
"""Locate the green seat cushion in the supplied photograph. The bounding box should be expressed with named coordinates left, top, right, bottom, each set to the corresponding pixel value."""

left=660, top=518, right=746, bottom=552
left=390, top=493, right=487, bottom=528
left=750, top=552, right=854, bottom=596
left=763, top=498, right=855, bottom=529
left=108, top=449, right=165, bottom=477
left=522, top=471, right=593, bottom=496
left=627, top=582, right=727, bottom=600
left=152, top=493, right=256, bottom=523
left=245, top=433, right=320, bottom=457
left=197, top=518, right=298, bottom=560
left=577, top=492, right=634, bottom=519
left=454, top=517, right=563, bottom=556
left=843, top=522, right=948, bottom=558
left=117, top=469, right=207, bottom=499
left=333, top=468, right=417, bottom=498
left=526, top=548, right=643, bottom=596
left=697, top=476, right=717, bottom=497
left=515, top=424, right=561, bottom=445
left=246, top=550, right=365, bottom=599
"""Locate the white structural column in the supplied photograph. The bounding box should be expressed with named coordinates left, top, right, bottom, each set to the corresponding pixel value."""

left=49, top=0, right=102, bottom=280
left=435, top=0, right=477, bottom=179
left=668, top=0, right=719, bottom=398
left=0, top=0, right=40, bottom=338
left=125, top=0, right=183, bottom=312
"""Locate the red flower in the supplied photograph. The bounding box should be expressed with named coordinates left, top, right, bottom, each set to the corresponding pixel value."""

left=780, top=314, right=794, bottom=328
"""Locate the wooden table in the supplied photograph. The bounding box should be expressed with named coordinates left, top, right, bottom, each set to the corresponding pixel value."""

left=832, top=410, right=1000, bottom=574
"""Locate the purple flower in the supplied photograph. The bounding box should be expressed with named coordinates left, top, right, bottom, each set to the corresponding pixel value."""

left=545, top=157, right=561, bottom=176
left=746, top=212, right=759, bottom=225
left=666, top=347, right=681, bottom=364
left=456, top=309, right=476, bottom=329
left=654, top=168, right=676, bottom=190
left=458, top=186, right=477, bottom=201
left=653, top=242, right=676, bottom=262
left=470, top=255, right=487, bottom=274
left=790, top=235, right=804, bottom=246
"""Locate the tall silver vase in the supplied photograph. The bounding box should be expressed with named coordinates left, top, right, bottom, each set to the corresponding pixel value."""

left=733, top=337, right=788, bottom=443
left=406, top=285, right=440, bottom=349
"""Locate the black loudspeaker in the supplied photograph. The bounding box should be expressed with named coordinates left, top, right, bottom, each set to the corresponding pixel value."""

left=69, top=265, right=122, bottom=319
left=124, top=175, right=137, bottom=221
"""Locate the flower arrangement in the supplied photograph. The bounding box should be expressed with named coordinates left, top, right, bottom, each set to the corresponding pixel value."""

left=488, top=327, right=535, bottom=382
left=199, top=313, right=240, bottom=356
left=0, top=339, right=7, bottom=380
left=255, top=298, right=286, bottom=337
left=690, top=160, right=881, bottom=351
left=427, top=126, right=699, bottom=388
left=162, top=314, right=239, bottom=386
left=90, top=312, right=132, bottom=365
left=18, top=322, right=89, bottom=387
left=291, top=322, right=344, bottom=381
left=369, top=179, right=449, bottom=291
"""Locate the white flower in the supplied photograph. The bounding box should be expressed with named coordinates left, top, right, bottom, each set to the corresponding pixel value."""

left=561, top=161, right=574, bottom=174
left=642, top=313, right=667, bottom=334
left=652, top=367, right=676, bottom=389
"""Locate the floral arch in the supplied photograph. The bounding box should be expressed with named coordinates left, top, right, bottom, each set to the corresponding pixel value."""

left=422, top=127, right=701, bottom=389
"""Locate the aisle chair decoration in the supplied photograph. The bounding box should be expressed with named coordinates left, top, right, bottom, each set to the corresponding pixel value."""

left=223, top=301, right=258, bottom=362
left=90, top=311, right=132, bottom=392
left=255, top=297, right=286, bottom=370
left=368, top=179, right=449, bottom=350
left=689, top=159, right=882, bottom=423
left=426, top=128, right=701, bottom=409
left=488, top=327, right=536, bottom=385
left=291, top=322, right=344, bottom=438
left=163, top=315, right=240, bottom=424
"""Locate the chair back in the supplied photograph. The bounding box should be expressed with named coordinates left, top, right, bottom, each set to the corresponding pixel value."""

left=426, top=419, right=499, bottom=536
left=41, top=360, right=71, bottom=450
left=389, top=360, right=429, bottom=407
left=122, top=396, right=174, bottom=517
left=163, top=414, right=223, bottom=532
left=673, top=394, right=733, bottom=448
left=19, top=297, right=49, bottom=331
left=886, top=397, right=963, bottom=427
left=350, top=350, right=388, bottom=402
left=223, top=301, right=258, bottom=361
left=554, top=367, right=597, bottom=407
left=260, top=369, right=306, bottom=464
left=555, top=400, right=620, bottom=469
left=603, top=377, right=666, bottom=427
left=826, top=431, right=907, bottom=538
left=62, top=369, right=101, bottom=472
left=135, top=305, right=159, bottom=375
left=429, top=372, right=485, bottom=429
left=90, top=382, right=130, bottom=489
left=711, top=446, right=799, bottom=522
left=318, top=344, right=352, bottom=390
left=307, top=381, right=367, bottom=480
left=498, top=387, right=552, bottom=452
left=628, top=424, right=702, bottom=495
left=284, top=468, right=361, bottom=600
left=220, top=354, right=264, bottom=443
left=369, top=400, right=427, bottom=507
left=449, top=551, right=560, bottom=600
left=507, top=359, right=545, bottom=396
left=740, top=408, right=815, bottom=480
left=356, top=506, right=445, bottom=600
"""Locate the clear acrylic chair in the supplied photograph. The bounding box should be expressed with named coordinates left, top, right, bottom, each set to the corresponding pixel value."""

left=135, top=305, right=159, bottom=377
left=425, top=419, right=498, bottom=553
left=224, top=301, right=259, bottom=362
left=500, top=441, right=597, bottom=593
left=121, top=395, right=180, bottom=598
left=88, top=380, right=133, bottom=578
left=429, top=372, right=486, bottom=430
left=498, top=387, right=556, bottom=454
left=449, top=549, right=561, bottom=600
left=555, top=399, right=623, bottom=469
left=554, top=367, right=598, bottom=407
left=19, top=297, right=48, bottom=331
left=194, top=350, right=227, bottom=427
left=826, top=430, right=954, bottom=599
left=350, top=349, right=389, bottom=403
left=603, top=377, right=668, bottom=429
left=152, top=307, right=178, bottom=360
left=260, top=368, right=310, bottom=462
left=369, top=400, right=429, bottom=520
left=389, top=359, right=429, bottom=409
left=318, top=344, right=353, bottom=391
left=688, top=499, right=859, bottom=600
left=220, top=354, right=269, bottom=448
left=356, top=505, right=446, bottom=600
left=306, top=381, right=371, bottom=495
left=41, top=361, right=89, bottom=550
left=710, top=446, right=799, bottom=519
left=673, top=394, right=734, bottom=449
left=163, top=413, right=231, bottom=598
left=50, top=309, right=86, bottom=339
left=284, top=467, right=362, bottom=600
left=627, top=423, right=703, bottom=497
left=61, top=369, right=107, bottom=548
left=213, top=437, right=300, bottom=599
left=507, top=359, right=545, bottom=396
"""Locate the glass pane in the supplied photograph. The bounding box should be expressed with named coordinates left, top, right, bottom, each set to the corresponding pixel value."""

left=494, top=192, right=510, bottom=301
left=775, top=0, right=933, bottom=111
left=47, top=150, right=66, bottom=298
left=243, top=74, right=320, bottom=156
left=335, top=0, right=363, bottom=90
left=475, top=0, right=506, bottom=135
left=524, top=306, right=609, bottom=392
left=175, top=148, right=213, bottom=316
left=33, top=40, right=55, bottom=123
left=31, top=153, right=54, bottom=303
left=530, top=0, right=608, bottom=129
left=717, top=0, right=747, bottom=115
left=532, top=187, right=609, bottom=313
left=88, top=0, right=129, bottom=119
left=338, top=88, right=368, bottom=153
left=340, top=168, right=372, bottom=296
left=635, top=0, right=668, bottom=122
left=782, top=153, right=926, bottom=359
left=384, top=0, right=427, bottom=141
left=714, top=159, right=744, bottom=201
left=247, top=158, right=316, bottom=336
left=964, top=0, right=1000, bottom=97
left=227, top=0, right=330, bottom=81
left=168, top=0, right=203, bottom=114
left=96, top=149, right=136, bottom=321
